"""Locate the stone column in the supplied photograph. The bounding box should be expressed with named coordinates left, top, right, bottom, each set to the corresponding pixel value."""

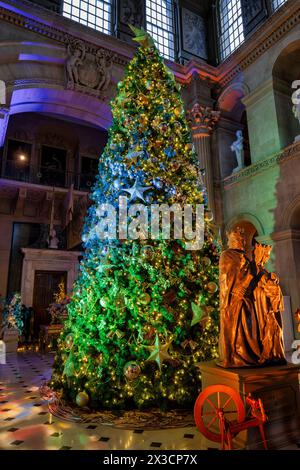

left=0, top=107, right=9, bottom=148
left=187, top=103, right=220, bottom=217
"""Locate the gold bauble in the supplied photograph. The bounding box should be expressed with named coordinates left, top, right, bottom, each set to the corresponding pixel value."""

left=75, top=391, right=89, bottom=407
left=124, top=362, right=141, bottom=381
left=202, top=257, right=212, bottom=267
left=207, top=282, right=218, bottom=293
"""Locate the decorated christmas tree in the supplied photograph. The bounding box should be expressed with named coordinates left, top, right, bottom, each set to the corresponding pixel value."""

left=3, top=293, right=24, bottom=335
left=51, top=28, right=220, bottom=410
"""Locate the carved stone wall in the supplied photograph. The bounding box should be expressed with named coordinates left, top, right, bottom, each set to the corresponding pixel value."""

left=241, top=0, right=268, bottom=36
left=180, top=8, right=208, bottom=60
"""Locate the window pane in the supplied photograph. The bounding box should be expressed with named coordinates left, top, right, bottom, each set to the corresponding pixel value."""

left=62, top=0, right=112, bottom=35
left=146, top=0, right=175, bottom=61
left=219, top=0, right=244, bottom=61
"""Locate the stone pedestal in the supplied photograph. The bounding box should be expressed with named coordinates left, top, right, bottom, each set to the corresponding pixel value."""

left=198, top=361, right=300, bottom=449
left=3, top=328, right=19, bottom=353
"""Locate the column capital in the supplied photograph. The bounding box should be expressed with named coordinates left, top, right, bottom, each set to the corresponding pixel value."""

left=186, top=103, right=220, bottom=136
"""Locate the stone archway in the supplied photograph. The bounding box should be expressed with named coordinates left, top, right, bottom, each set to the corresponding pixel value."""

left=216, top=81, right=251, bottom=178
left=9, top=87, right=112, bottom=130
left=272, top=39, right=300, bottom=148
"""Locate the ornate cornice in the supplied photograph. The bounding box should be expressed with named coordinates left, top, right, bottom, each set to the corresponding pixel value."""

left=0, top=3, right=129, bottom=66
left=0, top=0, right=299, bottom=93
left=222, top=141, right=300, bottom=188
left=186, top=103, right=220, bottom=134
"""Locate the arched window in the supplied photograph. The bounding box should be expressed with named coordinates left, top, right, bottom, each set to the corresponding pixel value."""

left=146, top=0, right=175, bottom=61
left=272, top=0, right=287, bottom=12
left=219, top=0, right=244, bottom=61
left=62, top=0, right=113, bottom=35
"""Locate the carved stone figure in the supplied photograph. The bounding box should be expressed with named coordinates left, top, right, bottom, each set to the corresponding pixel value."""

left=48, top=227, right=59, bottom=249
left=96, top=50, right=114, bottom=91
left=292, top=103, right=300, bottom=142
left=218, top=228, right=286, bottom=368
left=253, top=244, right=285, bottom=363
left=66, top=41, right=85, bottom=85
left=231, top=130, right=244, bottom=173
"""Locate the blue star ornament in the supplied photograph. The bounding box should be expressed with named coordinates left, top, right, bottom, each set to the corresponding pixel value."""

left=121, top=178, right=153, bottom=202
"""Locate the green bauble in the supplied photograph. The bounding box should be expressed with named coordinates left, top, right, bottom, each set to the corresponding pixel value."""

left=140, top=293, right=151, bottom=305
left=100, top=297, right=110, bottom=308
left=65, top=334, right=73, bottom=350
left=76, top=391, right=89, bottom=407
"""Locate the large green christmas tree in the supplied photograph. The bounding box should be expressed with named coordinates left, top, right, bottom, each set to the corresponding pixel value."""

left=51, top=28, right=220, bottom=410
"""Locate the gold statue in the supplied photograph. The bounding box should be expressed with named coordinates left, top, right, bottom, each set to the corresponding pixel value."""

left=218, top=228, right=285, bottom=368
left=253, top=244, right=285, bottom=364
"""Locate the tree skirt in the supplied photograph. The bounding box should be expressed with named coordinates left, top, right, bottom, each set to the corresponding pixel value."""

left=40, top=384, right=195, bottom=430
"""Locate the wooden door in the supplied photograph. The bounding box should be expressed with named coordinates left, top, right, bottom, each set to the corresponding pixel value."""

left=33, top=270, right=67, bottom=337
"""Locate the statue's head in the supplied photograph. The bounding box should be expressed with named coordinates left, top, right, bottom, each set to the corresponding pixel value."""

left=261, top=244, right=272, bottom=266
left=226, top=226, right=245, bottom=250
left=236, top=130, right=243, bottom=138
left=254, top=243, right=272, bottom=267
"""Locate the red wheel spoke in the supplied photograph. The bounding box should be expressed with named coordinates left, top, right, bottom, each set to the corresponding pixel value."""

left=217, top=392, right=220, bottom=409
left=202, top=411, right=217, bottom=416
left=206, top=397, right=217, bottom=411
left=207, top=414, right=218, bottom=430
left=223, top=396, right=233, bottom=410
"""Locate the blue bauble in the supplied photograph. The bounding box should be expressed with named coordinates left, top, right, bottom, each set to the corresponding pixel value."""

left=153, top=178, right=163, bottom=189
left=114, top=179, right=122, bottom=189
left=164, top=146, right=176, bottom=158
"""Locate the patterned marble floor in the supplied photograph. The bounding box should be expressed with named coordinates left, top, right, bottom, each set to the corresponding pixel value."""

left=0, top=351, right=210, bottom=451
left=0, top=352, right=299, bottom=451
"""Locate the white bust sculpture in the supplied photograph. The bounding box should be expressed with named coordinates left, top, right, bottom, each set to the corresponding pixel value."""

left=293, top=104, right=300, bottom=142
left=48, top=227, right=59, bottom=249
left=231, top=130, right=245, bottom=173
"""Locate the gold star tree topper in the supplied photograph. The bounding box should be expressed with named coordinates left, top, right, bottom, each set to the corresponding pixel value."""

left=129, top=25, right=156, bottom=49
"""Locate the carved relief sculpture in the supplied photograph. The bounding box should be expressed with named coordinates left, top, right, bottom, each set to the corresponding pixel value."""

left=66, top=40, right=85, bottom=85
left=181, top=8, right=207, bottom=59
left=120, top=0, right=144, bottom=28
left=242, top=0, right=264, bottom=25
left=66, top=38, right=115, bottom=98
left=95, top=49, right=115, bottom=91
left=218, top=227, right=286, bottom=368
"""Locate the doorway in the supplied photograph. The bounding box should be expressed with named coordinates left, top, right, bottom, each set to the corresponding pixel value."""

left=32, top=270, right=67, bottom=337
